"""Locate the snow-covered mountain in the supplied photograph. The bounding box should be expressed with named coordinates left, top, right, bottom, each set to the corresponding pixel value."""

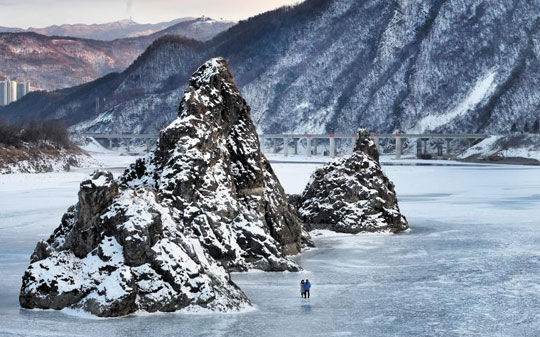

left=2, top=0, right=540, bottom=135
left=147, top=17, right=236, bottom=42
left=1, top=17, right=235, bottom=41
left=25, top=18, right=185, bottom=41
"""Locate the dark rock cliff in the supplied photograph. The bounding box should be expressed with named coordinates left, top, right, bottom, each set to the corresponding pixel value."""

left=297, top=129, right=409, bottom=233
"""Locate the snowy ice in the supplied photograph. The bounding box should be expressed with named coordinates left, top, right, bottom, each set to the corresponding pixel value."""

left=1, top=153, right=540, bottom=336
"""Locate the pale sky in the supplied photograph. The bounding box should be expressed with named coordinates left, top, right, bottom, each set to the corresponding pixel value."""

left=0, top=0, right=302, bottom=28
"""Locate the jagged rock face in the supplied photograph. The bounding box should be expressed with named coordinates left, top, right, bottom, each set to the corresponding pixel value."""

left=298, top=130, right=408, bottom=234
left=19, top=58, right=306, bottom=317
left=121, top=58, right=306, bottom=270
left=20, top=169, right=249, bottom=316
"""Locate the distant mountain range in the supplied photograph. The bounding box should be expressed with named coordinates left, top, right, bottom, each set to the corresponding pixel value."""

left=2, top=0, right=538, bottom=136
left=0, top=26, right=24, bottom=33
left=0, top=17, right=234, bottom=90
left=0, top=17, right=235, bottom=41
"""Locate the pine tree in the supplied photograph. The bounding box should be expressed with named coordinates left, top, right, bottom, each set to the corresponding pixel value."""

left=532, top=119, right=540, bottom=133
left=511, top=122, right=517, bottom=133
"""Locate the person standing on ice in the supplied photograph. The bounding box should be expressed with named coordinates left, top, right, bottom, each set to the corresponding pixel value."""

left=304, top=279, right=311, bottom=298
left=300, top=280, right=306, bottom=298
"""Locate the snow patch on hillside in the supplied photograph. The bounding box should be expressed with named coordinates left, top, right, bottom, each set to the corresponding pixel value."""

left=459, top=134, right=540, bottom=162
left=78, top=137, right=112, bottom=153
left=415, top=71, right=497, bottom=132
left=71, top=111, right=114, bottom=133
left=459, top=136, right=501, bottom=159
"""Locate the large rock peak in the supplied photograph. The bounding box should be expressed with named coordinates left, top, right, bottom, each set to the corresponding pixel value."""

left=354, top=129, right=380, bottom=163
left=126, top=57, right=307, bottom=268
left=297, top=129, right=409, bottom=234
left=20, top=58, right=307, bottom=317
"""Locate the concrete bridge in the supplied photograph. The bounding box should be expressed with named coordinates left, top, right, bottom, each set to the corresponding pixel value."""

left=76, top=133, right=158, bottom=152
left=259, top=133, right=489, bottom=159
left=75, top=132, right=490, bottom=159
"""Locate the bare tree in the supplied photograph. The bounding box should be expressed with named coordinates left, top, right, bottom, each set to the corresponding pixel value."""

left=0, top=119, right=72, bottom=148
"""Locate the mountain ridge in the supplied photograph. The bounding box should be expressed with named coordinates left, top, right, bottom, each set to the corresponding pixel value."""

left=0, top=17, right=236, bottom=41
left=0, top=18, right=234, bottom=91
left=3, top=0, right=540, bottom=135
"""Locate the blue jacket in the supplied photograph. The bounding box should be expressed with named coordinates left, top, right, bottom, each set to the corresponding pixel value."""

left=304, top=281, right=311, bottom=290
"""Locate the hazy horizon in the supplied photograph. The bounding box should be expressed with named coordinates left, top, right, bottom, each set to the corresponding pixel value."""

left=0, top=0, right=302, bottom=29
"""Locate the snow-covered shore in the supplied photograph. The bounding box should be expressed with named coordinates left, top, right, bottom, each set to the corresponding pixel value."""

left=0, top=143, right=99, bottom=174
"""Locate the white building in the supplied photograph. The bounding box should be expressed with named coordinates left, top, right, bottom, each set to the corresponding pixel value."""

left=0, top=79, right=32, bottom=106
left=0, top=81, right=7, bottom=106
left=6, top=80, right=17, bottom=104
left=17, top=82, right=29, bottom=100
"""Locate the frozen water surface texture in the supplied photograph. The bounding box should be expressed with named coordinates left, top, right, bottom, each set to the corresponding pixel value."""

left=1, top=157, right=540, bottom=336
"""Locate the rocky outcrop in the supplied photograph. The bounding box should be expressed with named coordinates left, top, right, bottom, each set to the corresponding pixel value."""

left=19, top=58, right=307, bottom=317
left=297, top=130, right=409, bottom=234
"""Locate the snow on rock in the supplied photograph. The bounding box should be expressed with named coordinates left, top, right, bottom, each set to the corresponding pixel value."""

left=19, top=58, right=307, bottom=317
left=296, top=129, right=409, bottom=234
left=121, top=57, right=308, bottom=271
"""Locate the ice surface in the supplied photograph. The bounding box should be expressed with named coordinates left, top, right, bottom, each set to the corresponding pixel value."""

left=1, top=153, right=540, bottom=336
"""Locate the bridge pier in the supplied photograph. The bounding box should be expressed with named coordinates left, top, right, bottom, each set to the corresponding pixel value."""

left=284, top=137, right=289, bottom=157
left=374, top=137, right=380, bottom=151
left=108, top=139, right=113, bottom=150
left=293, top=138, right=298, bottom=155
left=329, top=135, right=336, bottom=157
left=146, top=139, right=151, bottom=152
left=273, top=139, right=279, bottom=153
left=313, top=139, right=318, bottom=156
left=306, top=136, right=312, bottom=157
left=126, top=139, right=131, bottom=153
left=395, top=137, right=402, bottom=159
left=421, top=138, right=428, bottom=155
left=437, top=144, right=443, bottom=157
left=445, top=139, right=451, bottom=155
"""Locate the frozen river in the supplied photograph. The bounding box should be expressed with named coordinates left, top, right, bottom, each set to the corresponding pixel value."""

left=1, top=155, right=540, bottom=336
